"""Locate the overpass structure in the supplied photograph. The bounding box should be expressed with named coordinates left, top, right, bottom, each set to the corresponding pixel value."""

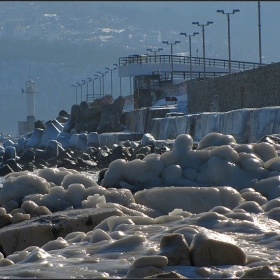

left=118, top=54, right=263, bottom=83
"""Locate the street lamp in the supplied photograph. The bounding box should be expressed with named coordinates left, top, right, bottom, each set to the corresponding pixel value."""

left=94, top=74, right=101, bottom=99
left=103, top=71, right=108, bottom=96
left=82, top=79, right=87, bottom=102
left=94, top=77, right=98, bottom=99
left=162, top=40, right=180, bottom=85
left=146, top=48, right=163, bottom=63
left=97, top=71, right=108, bottom=97
left=86, top=78, right=92, bottom=102
left=105, top=66, right=118, bottom=97
left=76, top=82, right=82, bottom=103
left=105, top=67, right=111, bottom=96
left=180, top=32, right=199, bottom=80
left=217, top=9, right=240, bottom=74
left=192, top=21, right=214, bottom=78
left=257, top=1, right=262, bottom=65
left=113, top=63, right=122, bottom=96
left=94, top=74, right=99, bottom=99
left=88, top=77, right=95, bottom=101
left=96, top=73, right=102, bottom=98
left=71, top=84, right=78, bottom=104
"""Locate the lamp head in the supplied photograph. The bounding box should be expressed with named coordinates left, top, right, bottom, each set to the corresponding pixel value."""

left=175, top=40, right=180, bottom=44
left=216, top=9, right=224, bottom=14
left=105, top=67, right=109, bottom=70
left=180, top=32, right=187, bottom=36
left=193, top=32, right=199, bottom=36
left=146, top=48, right=152, bottom=51
left=192, top=21, right=199, bottom=25
left=162, top=40, right=168, bottom=44
left=113, top=63, right=118, bottom=67
left=233, top=9, right=240, bottom=13
left=158, top=48, right=163, bottom=51
left=207, top=21, right=214, bottom=25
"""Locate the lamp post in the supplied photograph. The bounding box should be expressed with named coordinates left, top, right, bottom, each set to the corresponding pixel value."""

left=105, top=67, right=111, bottom=96
left=76, top=82, right=82, bottom=103
left=96, top=73, right=102, bottom=98
left=97, top=71, right=108, bottom=97
left=71, top=84, right=78, bottom=104
left=258, top=1, right=262, bottom=65
left=162, top=40, right=180, bottom=85
left=82, top=79, right=87, bottom=102
left=113, top=63, right=121, bottom=96
left=112, top=66, right=118, bottom=97
left=216, top=9, right=240, bottom=74
left=146, top=48, right=163, bottom=63
left=192, top=21, right=214, bottom=78
left=105, top=66, right=118, bottom=97
left=88, top=77, right=94, bottom=101
left=94, top=74, right=99, bottom=99
left=180, top=32, right=199, bottom=80
left=97, top=72, right=103, bottom=97
left=86, top=78, right=92, bottom=102
left=103, top=71, right=108, bottom=96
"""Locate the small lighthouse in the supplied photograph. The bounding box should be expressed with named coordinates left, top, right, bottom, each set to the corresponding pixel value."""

left=18, top=79, right=38, bottom=136
left=23, top=79, right=37, bottom=119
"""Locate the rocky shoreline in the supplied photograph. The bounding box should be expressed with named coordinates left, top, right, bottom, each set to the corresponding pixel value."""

left=2, top=98, right=280, bottom=277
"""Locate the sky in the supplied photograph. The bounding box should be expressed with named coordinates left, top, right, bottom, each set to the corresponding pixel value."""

left=104, top=1, right=280, bottom=64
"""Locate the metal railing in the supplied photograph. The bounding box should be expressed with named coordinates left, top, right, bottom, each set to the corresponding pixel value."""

left=151, top=70, right=228, bottom=82
left=119, top=54, right=264, bottom=71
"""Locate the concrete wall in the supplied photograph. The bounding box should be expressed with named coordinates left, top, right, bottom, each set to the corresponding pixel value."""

left=123, top=62, right=280, bottom=144
left=124, top=104, right=280, bottom=144
left=149, top=106, right=280, bottom=144
left=124, top=107, right=172, bottom=134
left=186, top=62, right=280, bottom=114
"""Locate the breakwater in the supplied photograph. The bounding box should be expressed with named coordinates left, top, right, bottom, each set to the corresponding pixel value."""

left=124, top=105, right=280, bottom=144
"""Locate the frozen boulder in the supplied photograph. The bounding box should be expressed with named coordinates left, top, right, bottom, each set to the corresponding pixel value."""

left=132, top=255, right=168, bottom=268
left=0, top=174, right=50, bottom=206
left=190, top=228, right=246, bottom=266
left=126, top=266, right=164, bottom=279
left=197, top=132, right=237, bottom=150
left=158, top=233, right=191, bottom=265
left=134, top=186, right=244, bottom=214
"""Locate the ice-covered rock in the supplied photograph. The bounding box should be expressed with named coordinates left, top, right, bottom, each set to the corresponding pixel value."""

left=190, top=228, right=246, bottom=266
left=158, top=233, right=191, bottom=265
left=134, top=186, right=244, bottom=214
left=0, top=174, right=50, bottom=206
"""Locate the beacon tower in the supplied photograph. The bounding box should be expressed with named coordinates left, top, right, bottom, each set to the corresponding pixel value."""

left=18, top=79, right=38, bottom=136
